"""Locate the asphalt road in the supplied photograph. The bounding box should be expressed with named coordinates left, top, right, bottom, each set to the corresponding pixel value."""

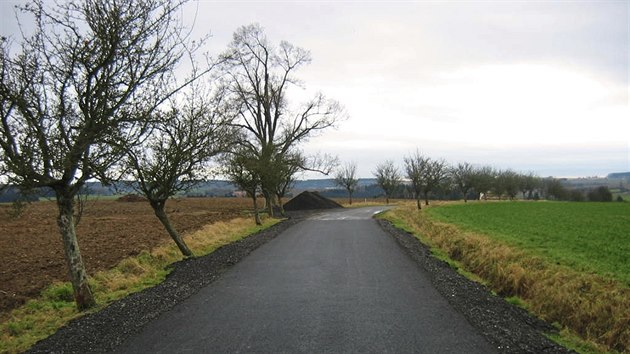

left=116, top=207, right=496, bottom=353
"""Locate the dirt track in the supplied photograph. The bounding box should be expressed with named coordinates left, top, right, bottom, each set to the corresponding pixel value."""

left=0, top=197, right=252, bottom=319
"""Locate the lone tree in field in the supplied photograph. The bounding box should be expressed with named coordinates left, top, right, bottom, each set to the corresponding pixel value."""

left=220, top=24, right=344, bottom=216
left=451, top=162, right=475, bottom=202
left=373, top=160, right=401, bottom=204
left=335, top=161, right=359, bottom=205
left=0, top=0, right=201, bottom=310
left=126, top=85, right=231, bottom=257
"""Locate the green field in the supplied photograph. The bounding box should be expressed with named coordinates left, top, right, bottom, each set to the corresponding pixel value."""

left=427, top=201, right=630, bottom=285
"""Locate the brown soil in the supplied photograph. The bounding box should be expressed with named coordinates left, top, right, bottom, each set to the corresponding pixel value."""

left=0, top=197, right=252, bottom=319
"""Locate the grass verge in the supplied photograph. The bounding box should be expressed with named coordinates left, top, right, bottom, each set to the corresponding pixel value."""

left=380, top=202, right=629, bottom=353
left=0, top=217, right=280, bottom=353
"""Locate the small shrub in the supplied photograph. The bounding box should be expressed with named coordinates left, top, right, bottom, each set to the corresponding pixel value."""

left=41, top=283, right=74, bottom=302
left=616, top=196, right=624, bottom=202
left=568, top=189, right=585, bottom=202
left=7, top=321, right=30, bottom=336
left=117, top=258, right=147, bottom=276
left=588, top=186, right=613, bottom=202
left=8, top=199, right=28, bottom=219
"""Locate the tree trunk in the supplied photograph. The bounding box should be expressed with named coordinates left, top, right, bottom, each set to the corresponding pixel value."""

left=252, top=194, right=262, bottom=226
left=151, top=200, right=194, bottom=258
left=276, top=194, right=285, bottom=217
left=424, top=192, right=430, bottom=206
left=416, top=197, right=422, bottom=210
left=56, top=191, right=96, bottom=311
left=263, top=191, right=274, bottom=218
left=385, top=196, right=390, bottom=204
left=348, top=191, right=353, bottom=205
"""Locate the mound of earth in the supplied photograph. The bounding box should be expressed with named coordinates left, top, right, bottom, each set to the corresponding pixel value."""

left=284, top=191, right=343, bottom=211
left=117, top=194, right=146, bottom=202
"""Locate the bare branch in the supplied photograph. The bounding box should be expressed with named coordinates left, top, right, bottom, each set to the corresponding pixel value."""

left=219, top=24, right=345, bottom=215
left=335, top=161, right=359, bottom=205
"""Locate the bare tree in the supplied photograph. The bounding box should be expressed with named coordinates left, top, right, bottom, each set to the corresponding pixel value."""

left=404, top=151, right=429, bottom=210
left=125, top=85, right=231, bottom=257
left=422, top=158, right=450, bottom=206
left=335, top=162, right=359, bottom=205
left=470, top=166, right=496, bottom=200
left=222, top=148, right=263, bottom=225
left=451, top=162, right=475, bottom=202
left=273, top=151, right=337, bottom=215
left=220, top=24, right=344, bottom=216
left=373, top=160, right=401, bottom=204
left=520, top=172, right=540, bottom=200
left=495, top=169, right=520, bottom=200
left=271, top=151, right=303, bottom=216
left=404, top=152, right=448, bottom=208
left=0, top=0, right=202, bottom=310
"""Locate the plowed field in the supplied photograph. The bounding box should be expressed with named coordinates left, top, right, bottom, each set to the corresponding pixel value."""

left=0, top=197, right=253, bottom=319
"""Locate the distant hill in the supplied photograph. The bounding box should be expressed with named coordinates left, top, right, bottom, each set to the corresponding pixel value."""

left=1, top=178, right=383, bottom=202
left=4, top=173, right=628, bottom=204
left=292, top=178, right=377, bottom=191
left=607, top=172, right=630, bottom=180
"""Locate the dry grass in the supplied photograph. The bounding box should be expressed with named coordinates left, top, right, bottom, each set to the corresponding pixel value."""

left=0, top=216, right=280, bottom=354
left=382, top=202, right=630, bottom=353
left=334, top=198, right=400, bottom=208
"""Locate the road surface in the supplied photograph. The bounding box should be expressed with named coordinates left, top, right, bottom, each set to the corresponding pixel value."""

left=116, top=206, right=495, bottom=353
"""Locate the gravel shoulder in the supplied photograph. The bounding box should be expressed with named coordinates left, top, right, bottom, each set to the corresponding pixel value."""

left=377, top=219, right=573, bottom=353
left=28, top=211, right=573, bottom=353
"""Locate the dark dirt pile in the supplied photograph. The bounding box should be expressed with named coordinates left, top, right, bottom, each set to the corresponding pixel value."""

left=116, top=194, right=146, bottom=202
left=283, top=191, right=343, bottom=211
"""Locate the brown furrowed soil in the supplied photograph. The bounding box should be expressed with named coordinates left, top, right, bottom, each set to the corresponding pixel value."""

left=0, top=197, right=253, bottom=320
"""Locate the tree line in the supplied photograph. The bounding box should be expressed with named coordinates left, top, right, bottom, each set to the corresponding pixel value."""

left=335, top=153, right=617, bottom=208
left=1, top=0, right=343, bottom=310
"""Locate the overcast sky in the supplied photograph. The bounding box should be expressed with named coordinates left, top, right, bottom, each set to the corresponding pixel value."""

left=1, top=0, right=628, bottom=178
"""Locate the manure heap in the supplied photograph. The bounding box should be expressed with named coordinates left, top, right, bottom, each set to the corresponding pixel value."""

left=284, top=191, right=343, bottom=211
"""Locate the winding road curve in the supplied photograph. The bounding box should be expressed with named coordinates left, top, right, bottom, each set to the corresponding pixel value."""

left=116, top=206, right=495, bottom=353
